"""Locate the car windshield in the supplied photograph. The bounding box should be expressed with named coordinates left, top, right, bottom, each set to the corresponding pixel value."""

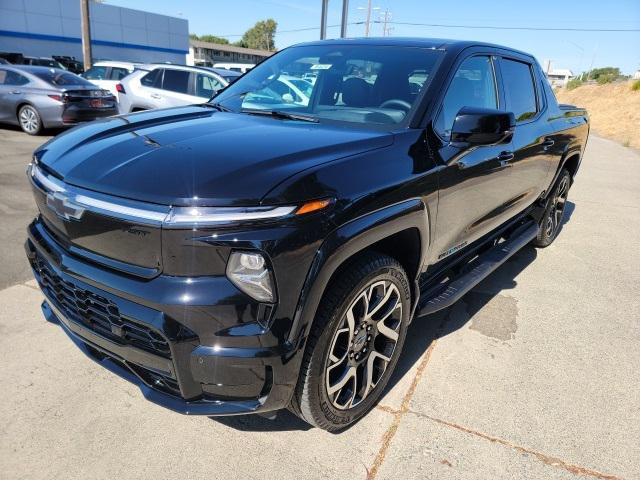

left=211, top=44, right=443, bottom=126
left=32, top=70, right=93, bottom=86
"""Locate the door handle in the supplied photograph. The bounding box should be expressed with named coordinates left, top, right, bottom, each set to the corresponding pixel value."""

left=150, top=93, right=161, bottom=99
left=497, top=151, right=514, bottom=167
left=10, top=90, right=22, bottom=94
left=542, top=138, right=555, bottom=149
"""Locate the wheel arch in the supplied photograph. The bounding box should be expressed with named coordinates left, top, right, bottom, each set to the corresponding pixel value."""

left=287, top=199, right=430, bottom=347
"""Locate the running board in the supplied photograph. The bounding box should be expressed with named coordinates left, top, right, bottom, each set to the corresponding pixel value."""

left=417, top=221, right=539, bottom=316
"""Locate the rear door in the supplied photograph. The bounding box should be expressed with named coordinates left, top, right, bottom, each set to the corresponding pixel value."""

left=497, top=55, right=553, bottom=208
left=430, top=54, right=516, bottom=262
left=157, top=68, right=195, bottom=107
left=0, top=68, right=30, bottom=123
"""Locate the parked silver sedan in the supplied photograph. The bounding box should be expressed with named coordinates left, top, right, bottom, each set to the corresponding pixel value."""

left=0, top=65, right=117, bottom=135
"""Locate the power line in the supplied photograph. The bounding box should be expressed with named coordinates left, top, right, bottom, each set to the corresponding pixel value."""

left=218, top=21, right=640, bottom=38
left=381, top=21, right=640, bottom=32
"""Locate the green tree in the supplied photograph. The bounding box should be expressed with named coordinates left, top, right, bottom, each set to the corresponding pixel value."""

left=235, top=19, right=277, bottom=51
left=189, top=33, right=230, bottom=45
left=587, top=67, right=620, bottom=81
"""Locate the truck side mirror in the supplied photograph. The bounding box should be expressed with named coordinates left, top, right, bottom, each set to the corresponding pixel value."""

left=450, top=107, right=515, bottom=147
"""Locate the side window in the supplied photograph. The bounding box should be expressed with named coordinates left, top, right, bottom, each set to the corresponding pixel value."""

left=501, top=58, right=537, bottom=122
left=109, top=67, right=130, bottom=80
left=161, top=69, right=190, bottom=94
left=195, top=73, right=223, bottom=98
left=83, top=65, right=108, bottom=80
left=0, top=69, right=29, bottom=86
left=140, top=69, right=161, bottom=87
left=435, top=56, right=497, bottom=139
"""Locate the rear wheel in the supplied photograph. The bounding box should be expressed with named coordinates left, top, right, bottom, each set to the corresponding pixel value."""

left=18, top=104, right=42, bottom=135
left=533, top=169, right=571, bottom=247
left=290, top=252, right=410, bottom=431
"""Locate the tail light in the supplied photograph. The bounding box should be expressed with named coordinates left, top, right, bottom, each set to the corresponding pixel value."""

left=48, top=94, right=65, bottom=103
left=116, top=83, right=125, bottom=94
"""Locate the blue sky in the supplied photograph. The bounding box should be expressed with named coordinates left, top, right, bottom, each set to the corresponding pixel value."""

left=107, top=0, right=640, bottom=74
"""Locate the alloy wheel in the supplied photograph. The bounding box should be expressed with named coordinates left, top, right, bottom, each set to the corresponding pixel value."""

left=545, top=176, right=569, bottom=238
left=19, top=106, right=39, bottom=134
left=325, top=280, right=402, bottom=410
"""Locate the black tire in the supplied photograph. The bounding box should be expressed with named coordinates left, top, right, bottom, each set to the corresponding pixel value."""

left=18, top=104, right=43, bottom=135
left=533, top=169, right=571, bottom=247
left=290, top=252, right=411, bottom=431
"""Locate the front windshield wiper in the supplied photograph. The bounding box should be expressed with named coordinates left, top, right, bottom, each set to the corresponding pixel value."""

left=241, top=108, right=319, bottom=123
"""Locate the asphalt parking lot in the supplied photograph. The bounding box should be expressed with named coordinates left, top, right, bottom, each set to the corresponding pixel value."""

left=1, top=128, right=638, bottom=480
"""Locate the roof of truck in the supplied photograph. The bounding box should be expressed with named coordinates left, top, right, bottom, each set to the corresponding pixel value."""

left=294, top=37, right=533, bottom=58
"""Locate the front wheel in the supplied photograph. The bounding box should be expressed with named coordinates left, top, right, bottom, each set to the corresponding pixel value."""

left=18, top=104, right=43, bottom=135
left=290, top=252, right=411, bottom=431
left=533, top=169, right=571, bottom=247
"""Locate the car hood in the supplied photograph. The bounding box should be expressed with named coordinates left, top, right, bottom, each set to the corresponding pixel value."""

left=35, top=106, right=394, bottom=206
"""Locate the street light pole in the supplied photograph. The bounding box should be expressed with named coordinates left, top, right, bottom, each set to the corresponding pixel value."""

left=340, top=0, right=349, bottom=38
left=80, top=0, right=92, bottom=70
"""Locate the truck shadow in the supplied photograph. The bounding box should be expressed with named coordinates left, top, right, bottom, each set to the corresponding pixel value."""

left=211, top=203, right=575, bottom=433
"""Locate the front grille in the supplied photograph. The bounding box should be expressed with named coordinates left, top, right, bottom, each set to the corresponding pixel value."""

left=33, top=255, right=171, bottom=358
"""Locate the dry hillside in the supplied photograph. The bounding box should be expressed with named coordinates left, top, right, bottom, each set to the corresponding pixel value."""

left=555, top=81, right=640, bottom=149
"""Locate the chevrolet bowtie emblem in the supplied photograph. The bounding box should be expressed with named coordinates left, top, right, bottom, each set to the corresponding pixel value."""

left=46, top=192, right=85, bottom=221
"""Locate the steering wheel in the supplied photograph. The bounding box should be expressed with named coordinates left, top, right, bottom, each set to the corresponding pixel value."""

left=379, top=99, right=412, bottom=112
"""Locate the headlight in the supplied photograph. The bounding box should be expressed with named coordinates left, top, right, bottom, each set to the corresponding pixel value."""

left=226, top=251, right=275, bottom=302
left=164, top=206, right=296, bottom=226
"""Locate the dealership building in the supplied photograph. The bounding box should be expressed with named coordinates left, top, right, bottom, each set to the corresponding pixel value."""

left=187, top=39, right=272, bottom=67
left=0, top=0, right=188, bottom=65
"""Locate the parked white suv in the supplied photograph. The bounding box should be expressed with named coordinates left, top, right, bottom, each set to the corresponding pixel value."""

left=117, top=64, right=229, bottom=113
left=81, top=61, right=139, bottom=98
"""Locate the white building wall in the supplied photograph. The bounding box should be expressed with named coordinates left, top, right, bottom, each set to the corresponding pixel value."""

left=0, top=0, right=188, bottom=64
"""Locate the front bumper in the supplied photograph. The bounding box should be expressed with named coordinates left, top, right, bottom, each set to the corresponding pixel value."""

left=25, top=220, right=299, bottom=416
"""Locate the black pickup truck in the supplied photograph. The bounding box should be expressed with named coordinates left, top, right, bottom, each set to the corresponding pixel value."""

left=25, top=38, right=589, bottom=431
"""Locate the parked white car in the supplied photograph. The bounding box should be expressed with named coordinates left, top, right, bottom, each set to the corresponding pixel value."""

left=82, top=61, right=139, bottom=98
left=117, top=64, right=229, bottom=113
left=213, top=63, right=254, bottom=74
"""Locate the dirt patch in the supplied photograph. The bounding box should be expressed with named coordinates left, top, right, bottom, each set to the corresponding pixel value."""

left=555, top=81, right=640, bottom=149
left=464, top=292, right=518, bottom=341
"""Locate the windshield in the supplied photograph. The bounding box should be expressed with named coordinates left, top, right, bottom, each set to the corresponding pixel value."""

left=212, top=44, right=443, bottom=126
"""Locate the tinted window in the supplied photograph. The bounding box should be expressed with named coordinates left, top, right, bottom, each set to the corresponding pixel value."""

left=161, top=69, right=190, bottom=94
left=140, top=69, right=161, bottom=87
left=83, top=65, right=108, bottom=80
left=0, top=69, right=30, bottom=86
left=32, top=70, right=92, bottom=86
left=195, top=73, right=224, bottom=98
left=501, top=58, right=537, bottom=121
left=435, top=56, right=498, bottom=139
left=109, top=67, right=130, bottom=80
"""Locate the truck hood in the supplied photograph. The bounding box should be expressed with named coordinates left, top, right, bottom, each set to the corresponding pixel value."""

left=35, top=105, right=394, bottom=206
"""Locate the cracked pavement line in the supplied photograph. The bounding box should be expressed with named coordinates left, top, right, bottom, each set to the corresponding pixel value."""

left=407, top=411, right=625, bottom=480
left=366, top=338, right=439, bottom=479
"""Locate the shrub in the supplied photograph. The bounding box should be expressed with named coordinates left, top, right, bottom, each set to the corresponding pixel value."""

left=631, top=80, right=640, bottom=91
left=566, top=78, right=583, bottom=90
left=596, top=73, right=616, bottom=85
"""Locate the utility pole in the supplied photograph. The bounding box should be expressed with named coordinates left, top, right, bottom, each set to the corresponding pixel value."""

left=80, top=0, right=92, bottom=70
left=320, top=0, right=329, bottom=39
left=358, top=0, right=379, bottom=37
left=380, top=9, right=392, bottom=36
left=340, top=0, right=349, bottom=38
left=364, top=0, right=372, bottom=36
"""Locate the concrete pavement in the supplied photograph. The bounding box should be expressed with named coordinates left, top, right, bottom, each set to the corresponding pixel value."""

left=0, top=132, right=638, bottom=479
